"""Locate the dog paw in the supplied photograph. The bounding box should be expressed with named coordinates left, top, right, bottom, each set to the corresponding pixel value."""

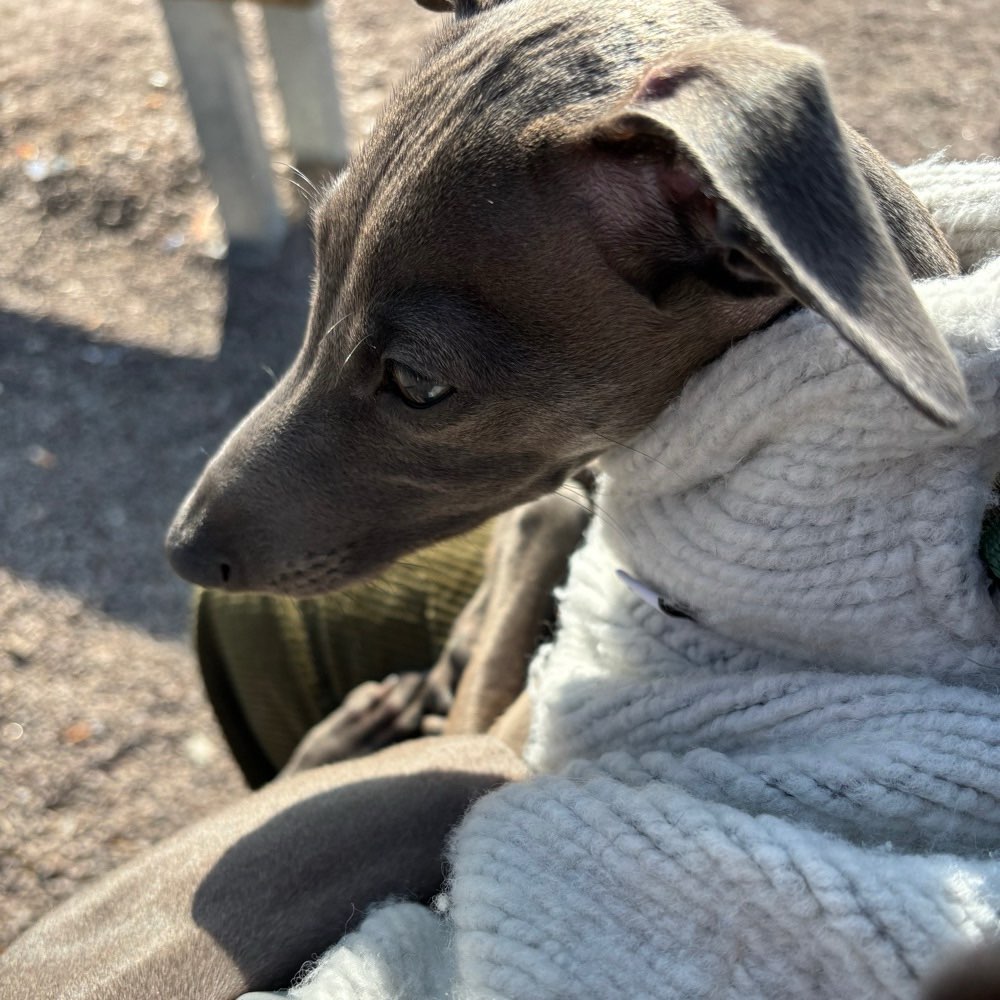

left=280, top=671, right=452, bottom=776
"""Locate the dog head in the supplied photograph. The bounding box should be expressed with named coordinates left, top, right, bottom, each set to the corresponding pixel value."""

left=167, top=0, right=965, bottom=596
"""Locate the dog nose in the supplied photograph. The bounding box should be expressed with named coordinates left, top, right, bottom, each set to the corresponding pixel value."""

left=165, top=524, right=243, bottom=591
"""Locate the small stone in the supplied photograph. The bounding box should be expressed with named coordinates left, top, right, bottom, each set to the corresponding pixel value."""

left=23, top=158, right=51, bottom=182
left=199, top=239, right=228, bottom=262
left=24, top=503, right=48, bottom=525
left=62, top=721, right=93, bottom=744
left=94, top=194, right=140, bottom=229
left=27, top=445, right=57, bottom=470
left=148, top=70, right=170, bottom=89
left=5, top=634, right=35, bottom=662
left=2, top=722, right=24, bottom=743
left=105, top=506, right=127, bottom=529
left=183, top=732, right=217, bottom=767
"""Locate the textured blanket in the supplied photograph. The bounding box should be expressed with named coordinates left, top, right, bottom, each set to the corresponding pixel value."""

left=274, top=160, right=1000, bottom=1000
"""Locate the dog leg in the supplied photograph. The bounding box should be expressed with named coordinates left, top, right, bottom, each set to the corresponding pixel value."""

left=444, top=482, right=593, bottom=737
left=279, top=671, right=449, bottom=775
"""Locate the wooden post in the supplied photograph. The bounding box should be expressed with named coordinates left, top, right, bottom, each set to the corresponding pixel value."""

left=160, top=0, right=287, bottom=256
left=262, top=1, right=349, bottom=174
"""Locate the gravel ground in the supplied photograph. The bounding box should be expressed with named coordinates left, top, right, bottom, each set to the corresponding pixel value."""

left=1, top=0, right=997, bottom=949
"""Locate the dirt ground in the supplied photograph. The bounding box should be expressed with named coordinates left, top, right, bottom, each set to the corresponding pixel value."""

left=1, top=0, right=997, bottom=949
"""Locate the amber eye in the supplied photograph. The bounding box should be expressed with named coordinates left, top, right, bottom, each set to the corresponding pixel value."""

left=387, top=360, right=453, bottom=408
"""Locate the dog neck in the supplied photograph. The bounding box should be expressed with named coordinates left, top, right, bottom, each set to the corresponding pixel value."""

left=593, top=272, right=1000, bottom=685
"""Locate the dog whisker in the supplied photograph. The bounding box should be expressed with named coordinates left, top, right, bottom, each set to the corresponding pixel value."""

left=276, top=161, right=323, bottom=207
left=556, top=484, right=630, bottom=543
left=322, top=314, right=351, bottom=342
left=287, top=163, right=322, bottom=198
left=334, top=333, right=374, bottom=387
left=356, top=577, right=400, bottom=601
left=284, top=177, right=316, bottom=203
left=591, top=430, right=682, bottom=484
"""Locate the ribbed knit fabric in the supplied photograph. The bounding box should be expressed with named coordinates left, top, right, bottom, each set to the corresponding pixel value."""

left=263, top=160, right=1000, bottom=1000
left=899, top=157, right=1000, bottom=272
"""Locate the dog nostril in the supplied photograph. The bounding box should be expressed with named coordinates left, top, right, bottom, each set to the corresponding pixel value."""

left=165, top=524, right=243, bottom=590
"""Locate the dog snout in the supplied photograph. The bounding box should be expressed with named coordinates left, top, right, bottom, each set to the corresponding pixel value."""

left=165, top=513, right=245, bottom=591
left=165, top=470, right=252, bottom=591
left=165, top=385, right=296, bottom=592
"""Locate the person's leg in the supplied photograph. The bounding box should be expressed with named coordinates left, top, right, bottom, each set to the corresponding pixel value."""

left=1, top=734, right=528, bottom=1000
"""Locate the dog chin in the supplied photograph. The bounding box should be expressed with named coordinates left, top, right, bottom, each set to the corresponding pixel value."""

left=260, top=553, right=394, bottom=598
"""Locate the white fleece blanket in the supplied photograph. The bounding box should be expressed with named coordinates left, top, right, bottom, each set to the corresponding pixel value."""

left=272, top=160, right=1000, bottom=1000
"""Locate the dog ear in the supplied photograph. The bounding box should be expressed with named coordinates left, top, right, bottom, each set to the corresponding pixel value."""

left=413, top=0, right=508, bottom=17
left=578, top=33, right=968, bottom=427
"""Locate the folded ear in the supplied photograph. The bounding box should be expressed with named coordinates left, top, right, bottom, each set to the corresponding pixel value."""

left=580, top=32, right=968, bottom=427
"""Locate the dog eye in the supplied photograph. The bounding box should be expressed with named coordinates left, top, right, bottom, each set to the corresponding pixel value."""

left=387, top=360, right=453, bottom=408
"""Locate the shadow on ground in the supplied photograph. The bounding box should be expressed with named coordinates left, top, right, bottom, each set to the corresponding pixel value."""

left=0, top=224, right=314, bottom=638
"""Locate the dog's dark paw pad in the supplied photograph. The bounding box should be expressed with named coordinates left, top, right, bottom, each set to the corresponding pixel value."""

left=280, top=672, right=445, bottom=775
